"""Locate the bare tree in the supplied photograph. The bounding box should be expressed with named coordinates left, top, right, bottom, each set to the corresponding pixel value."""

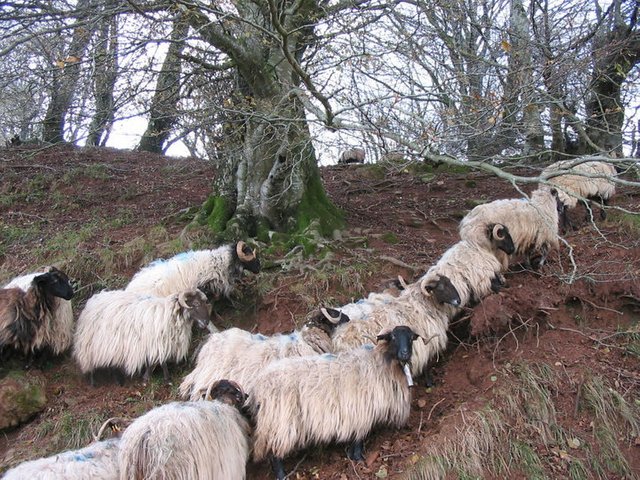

left=138, top=13, right=189, bottom=154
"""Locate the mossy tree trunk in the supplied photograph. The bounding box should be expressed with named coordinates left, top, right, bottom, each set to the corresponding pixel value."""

left=187, top=0, right=343, bottom=240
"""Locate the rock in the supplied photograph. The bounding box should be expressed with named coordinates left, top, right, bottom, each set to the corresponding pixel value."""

left=0, top=370, right=47, bottom=430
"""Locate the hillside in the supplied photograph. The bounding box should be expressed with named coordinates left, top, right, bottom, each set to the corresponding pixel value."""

left=0, top=144, right=639, bottom=479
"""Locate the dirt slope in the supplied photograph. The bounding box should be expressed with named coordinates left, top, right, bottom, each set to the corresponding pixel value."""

left=0, top=145, right=638, bottom=479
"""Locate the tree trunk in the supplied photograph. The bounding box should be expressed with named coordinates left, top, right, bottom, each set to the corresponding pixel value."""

left=42, top=0, right=97, bottom=143
left=585, top=0, right=640, bottom=155
left=87, top=13, right=118, bottom=147
left=138, top=15, right=188, bottom=154
left=188, top=1, right=343, bottom=239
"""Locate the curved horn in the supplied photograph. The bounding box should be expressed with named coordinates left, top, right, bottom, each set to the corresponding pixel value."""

left=397, top=275, right=409, bottom=290
left=178, top=291, right=192, bottom=309
left=320, top=307, right=343, bottom=324
left=492, top=224, right=505, bottom=241
left=94, top=417, right=128, bottom=442
left=236, top=241, right=255, bottom=262
left=419, top=275, right=435, bottom=297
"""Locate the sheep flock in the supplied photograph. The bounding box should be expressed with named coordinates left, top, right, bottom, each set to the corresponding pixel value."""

left=0, top=155, right=624, bottom=479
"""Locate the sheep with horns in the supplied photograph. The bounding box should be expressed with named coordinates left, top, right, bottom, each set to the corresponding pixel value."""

left=118, top=380, right=251, bottom=480
left=247, top=325, right=424, bottom=480
left=330, top=273, right=460, bottom=376
left=179, top=307, right=349, bottom=400
left=125, top=241, right=260, bottom=299
left=459, top=189, right=560, bottom=270
left=73, top=289, right=213, bottom=385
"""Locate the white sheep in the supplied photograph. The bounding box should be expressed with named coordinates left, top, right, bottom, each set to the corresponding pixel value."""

left=540, top=158, right=616, bottom=230
left=0, top=267, right=74, bottom=356
left=3, top=267, right=74, bottom=356
left=73, top=289, right=213, bottom=385
left=424, top=239, right=507, bottom=307
left=2, top=417, right=127, bottom=480
left=338, top=147, right=366, bottom=164
left=118, top=380, right=251, bottom=480
left=459, top=188, right=560, bottom=270
left=331, top=273, right=459, bottom=376
left=178, top=308, right=349, bottom=400
left=328, top=274, right=459, bottom=323
left=125, top=241, right=260, bottom=299
left=248, top=325, right=422, bottom=480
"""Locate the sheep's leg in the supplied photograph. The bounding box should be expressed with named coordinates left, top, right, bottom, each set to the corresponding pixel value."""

left=490, top=275, right=505, bottom=293
left=112, top=369, right=125, bottom=386
left=270, top=456, right=286, bottom=480
left=143, top=364, right=153, bottom=384
left=89, top=371, right=95, bottom=387
left=347, top=439, right=365, bottom=461
left=161, top=363, right=170, bottom=383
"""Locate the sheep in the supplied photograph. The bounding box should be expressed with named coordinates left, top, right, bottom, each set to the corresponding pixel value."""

left=3, top=267, right=74, bottom=356
left=73, top=289, right=213, bottom=385
left=118, top=379, right=251, bottom=480
left=178, top=308, right=350, bottom=400
left=247, top=325, right=423, bottom=480
left=330, top=273, right=460, bottom=376
left=0, top=267, right=74, bottom=356
left=125, top=241, right=260, bottom=299
left=424, top=239, right=508, bottom=308
left=459, top=189, right=560, bottom=270
left=2, top=417, right=127, bottom=480
left=540, top=158, right=617, bottom=230
left=338, top=147, right=365, bottom=164
left=323, top=273, right=458, bottom=324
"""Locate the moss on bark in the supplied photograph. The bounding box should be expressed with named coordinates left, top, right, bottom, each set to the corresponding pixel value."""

left=294, top=171, right=344, bottom=237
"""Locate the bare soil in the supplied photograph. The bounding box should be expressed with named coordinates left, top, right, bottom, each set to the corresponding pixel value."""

left=0, top=144, right=638, bottom=479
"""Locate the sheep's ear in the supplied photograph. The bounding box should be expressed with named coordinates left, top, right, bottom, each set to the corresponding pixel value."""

left=376, top=327, right=393, bottom=343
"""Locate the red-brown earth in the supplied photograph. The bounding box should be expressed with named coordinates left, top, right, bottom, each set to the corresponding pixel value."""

left=0, top=144, right=638, bottom=479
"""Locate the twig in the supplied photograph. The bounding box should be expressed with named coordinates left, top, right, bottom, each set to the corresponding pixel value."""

left=283, top=453, right=308, bottom=480
left=379, top=255, right=419, bottom=272
left=579, top=296, right=624, bottom=316
left=427, top=397, right=446, bottom=422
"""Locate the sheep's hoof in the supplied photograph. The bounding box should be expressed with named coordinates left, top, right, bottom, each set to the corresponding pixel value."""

left=270, top=456, right=286, bottom=480
left=347, top=440, right=365, bottom=461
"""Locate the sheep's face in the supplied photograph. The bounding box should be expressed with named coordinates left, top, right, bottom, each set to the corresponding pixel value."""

left=35, top=267, right=74, bottom=300
left=489, top=223, right=515, bottom=255
left=236, top=241, right=261, bottom=274
left=209, top=379, right=248, bottom=409
left=179, top=290, right=212, bottom=329
left=422, top=275, right=461, bottom=307
left=377, top=325, right=419, bottom=364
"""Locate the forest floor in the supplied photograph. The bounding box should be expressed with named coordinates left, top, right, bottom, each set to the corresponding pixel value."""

left=0, top=144, right=639, bottom=479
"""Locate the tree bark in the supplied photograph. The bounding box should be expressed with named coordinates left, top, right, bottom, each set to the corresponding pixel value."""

left=87, top=13, right=118, bottom=147
left=42, top=0, right=98, bottom=143
left=585, top=0, right=640, bottom=155
left=138, top=15, right=188, bottom=154
left=188, top=0, right=343, bottom=239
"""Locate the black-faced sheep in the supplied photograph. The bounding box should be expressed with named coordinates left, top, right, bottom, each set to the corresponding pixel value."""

left=118, top=380, right=251, bottom=480
left=326, top=273, right=458, bottom=324
left=178, top=308, right=349, bottom=400
left=73, top=289, right=212, bottom=385
left=540, top=158, right=616, bottom=230
left=424, top=239, right=508, bottom=307
left=459, top=189, right=560, bottom=270
left=338, top=147, right=366, bottom=164
left=3, top=267, right=74, bottom=356
left=248, top=325, right=422, bottom=480
left=331, top=274, right=460, bottom=376
left=2, top=417, right=127, bottom=479
left=125, top=241, right=260, bottom=299
left=0, top=267, right=74, bottom=356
